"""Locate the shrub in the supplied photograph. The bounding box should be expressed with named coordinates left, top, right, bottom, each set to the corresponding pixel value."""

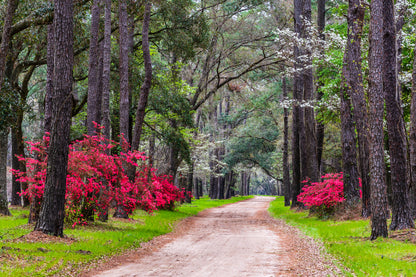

left=13, top=125, right=186, bottom=227
left=297, top=173, right=352, bottom=218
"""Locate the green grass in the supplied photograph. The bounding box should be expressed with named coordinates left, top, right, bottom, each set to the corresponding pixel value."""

left=0, top=196, right=252, bottom=276
left=269, top=197, right=416, bottom=276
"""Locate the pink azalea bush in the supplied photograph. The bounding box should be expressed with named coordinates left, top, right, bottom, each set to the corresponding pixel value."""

left=13, top=125, right=186, bottom=227
left=297, top=173, right=360, bottom=218
left=297, top=173, right=345, bottom=208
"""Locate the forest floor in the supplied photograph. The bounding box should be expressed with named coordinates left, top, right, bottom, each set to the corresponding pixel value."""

left=82, top=196, right=341, bottom=277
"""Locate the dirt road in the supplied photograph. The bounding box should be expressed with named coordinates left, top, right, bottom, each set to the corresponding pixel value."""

left=90, top=196, right=339, bottom=277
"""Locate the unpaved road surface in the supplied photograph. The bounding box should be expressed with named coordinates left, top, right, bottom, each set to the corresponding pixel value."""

left=88, top=197, right=340, bottom=277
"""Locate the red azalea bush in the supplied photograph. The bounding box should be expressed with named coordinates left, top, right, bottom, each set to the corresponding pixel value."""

left=13, top=125, right=186, bottom=227
left=297, top=173, right=350, bottom=218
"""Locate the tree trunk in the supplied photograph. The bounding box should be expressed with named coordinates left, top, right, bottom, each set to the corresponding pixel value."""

left=114, top=0, right=131, bottom=219
left=131, top=1, right=152, bottom=151
left=224, top=171, right=234, bottom=199
left=0, top=0, right=18, bottom=86
left=11, top=130, right=21, bottom=206
left=85, top=1, right=102, bottom=219
left=44, top=21, right=54, bottom=134
left=119, top=0, right=130, bottom=143
left=316, top=0, right=326, bottom=174
left=11, top=116, right=30, bottom=207
left=209, top=104, right=218, bottom=199
left=101, top=0, right=111, bottom=143
left=368, top=0, right=388, bottom=240
left=98, top=0, right=111, bottom=222
left=186, top=162, right=193, bottom=203
left=86, top=0, right=102, bottom=135
left=0, top=129, right=11, bottom=216
left=383, top=0, right=414, bottom=230
left=241, top=171, right=250, bottom=196
left=210, top=147, right=219, bottom=199
left=246, top=173, right=250, bottom=195
left=198, top=178, right=204, bottom=198
left=291, top=0, right=303, bottom=208
left=147, top=132, right=155, bottom=182
left=410, top=25, right=416, bottom=220
left=240, top=172, right=245, bottom=196
left=193, top=177, right=199, bottom=199
left=340, top=0, right=365, bottom=207
left=0, top=0, right=18, bottom=211
left=218, top=175, right=225, bottom=200
left=302, top=0, right=319, bottom=183
left=340, top=86, right=360, bottom=206
left=9, top=63, right=36, bottom=208
left=33, top=3, right=55, bottom=223
left=35, top=0, right=74, bottom=237
left=283, top=78, right=291, bottom=206
left=96, top=1, right=111, bottom=223
left=343, top=0, right=371, bottom=217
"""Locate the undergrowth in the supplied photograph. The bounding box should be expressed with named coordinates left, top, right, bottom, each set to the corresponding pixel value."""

left=269, top=197, right=416, bottom=276
left=0, top=196, right=252, bottom=276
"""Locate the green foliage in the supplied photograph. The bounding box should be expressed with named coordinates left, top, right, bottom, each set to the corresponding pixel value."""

left=70, top=110, right=87, bottom=141
left=156, top=0, right=209, bottom=61
left=223, top=0, right=264, bottom=13
left=221, top=80, right=281, bottom=178
left=321, top=122, right=342, bottom=172
left=0, top=196, right=251, bottom=276
left=269, top=197, right=416, bottom=276
left=0, top=81, right=19, bottom=131
left=144, top=59, right=197, bottom=164
left=225, top=116, right=278, bottom=171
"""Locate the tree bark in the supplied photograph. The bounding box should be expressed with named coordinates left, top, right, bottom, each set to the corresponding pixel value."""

left=283, top=77, right=291, bottom=206
left=291, top=0, right=303, bottom=208
left=4, top=1, right=21, bottom=207
left=84, top=1, right=102, bottom=220
left=147, top=132, right=155, bottom=182
left=0, top=0, right=18, bottom=213
left=193, top=177, right=200, bottom=199
left=35, top=3, right=55, bottom=223
left=340, top=86, right=360, bottom=207
left=11, top=128, right=22, bottom=206
left=345, top=1, right=371, bottom=218
left=302, top=0, right=319, bottom=183
left=35, top=0, right=74, bottom=237
left=368, top=0, right=388, bottom=240
left=119, top=0, right=130, bottom=144
left=218, top=173, right=225, bottom=199
left=87, top=0, right=102, bottom=135
left=409, top=16, right=416, bottom=220
left=340, top=0, right=365, bottom=207
left=44, top=22, right=54, bottom=134
left=383, top=0, right=414, bottom=230
left=131, top=1, right=152, bottom=151
left=11, top=125, right=23, bottom=206
left=0, top=129, right=11, bottom=216
left=101, top=0, right=112, bottom=143
left=199, top=178, right=204, bottom=197
left=10, top=60, right=36, bottom=208
left=186, top=162, right=193, bottom=203
left=316, top=0, right=325, bottom=174
left=114, top=0, right=131, bottom=219
left=410, top=41, right=416, bottom=219
left=0, top=0, right=18, bottom=86
left=209, top=104, right=218, bottom=199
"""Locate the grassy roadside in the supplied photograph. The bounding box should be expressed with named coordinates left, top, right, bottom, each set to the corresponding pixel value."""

left=269, top=197, right=416, bottom=276
left=0, top=196, right=252, bottom=277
